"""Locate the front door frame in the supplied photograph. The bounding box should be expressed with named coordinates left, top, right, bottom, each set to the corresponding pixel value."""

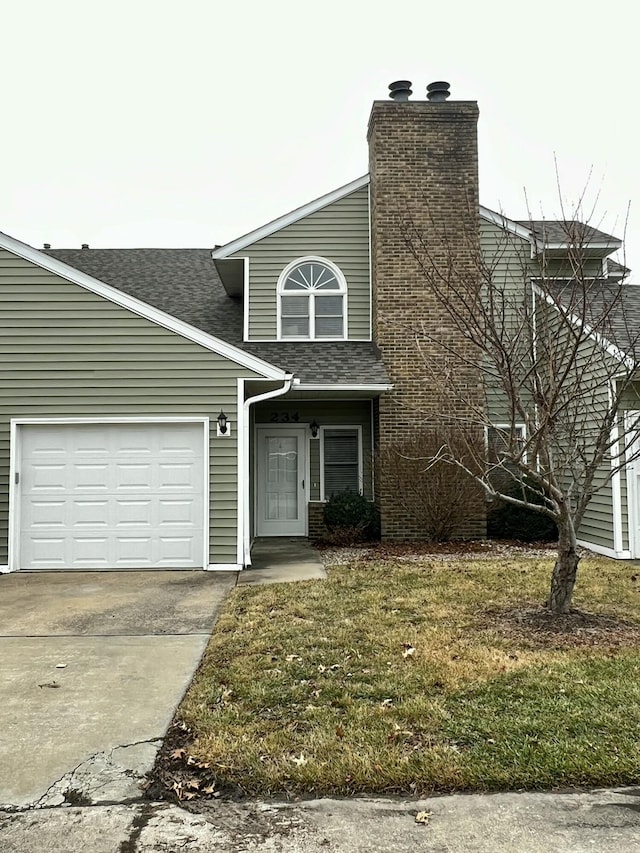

left=255, top=425, right=308, bottom=537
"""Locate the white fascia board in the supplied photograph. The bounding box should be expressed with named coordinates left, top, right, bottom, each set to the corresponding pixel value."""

left=531, top=281, right=634, bottom=369
left=479, top=206, right=533, bottom=242
left=0, top=231, right=286, bottom=381
left=212, top=175, right=370, bottom=259
left=542, top=240, right=622, bottom=253
left=295, top=383, right=394, bottom=392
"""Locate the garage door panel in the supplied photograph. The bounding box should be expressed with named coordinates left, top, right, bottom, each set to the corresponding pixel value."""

left=26, top=537, right=68, bottom=568
left=74, top=463, right=110, bottom=491
left=28, top=464, right=67, bottom=492
left=115, top=463, right=153, bottom=491
left=19, top=423, right=206, bottom=570
left=114, top=499, right=153, bottom=528
left=155, top=536, right=201, bottom=566
left=73, top=499, right=110, bottom=527
left=157, top=462, right=198, bottom=490
left=23, top=499, right=67, bottom=528
left=158, top=499, right=198, bottom=527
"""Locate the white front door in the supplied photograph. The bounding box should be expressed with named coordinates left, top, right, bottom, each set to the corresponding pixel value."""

left=256, top=427, right=307, bottom=536
left=18, top=422, right=206, bottom=570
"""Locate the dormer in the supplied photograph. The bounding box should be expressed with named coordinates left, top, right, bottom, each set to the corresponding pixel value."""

left=212, top=176, right=371, bottom=342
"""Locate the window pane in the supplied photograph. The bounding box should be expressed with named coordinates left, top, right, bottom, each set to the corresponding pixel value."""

left=285, top=264, right=313, bottom=290
left=324, top=429, right=359, bottom=496
left=281, top=296, right=309, bottom=316
left=315, top=296, right=343, bottom=316
left=312, top=265, right=339, bottom=289
left=315, top=316, right=344, bottom=337
left=281, top=317, right=309, bottom=337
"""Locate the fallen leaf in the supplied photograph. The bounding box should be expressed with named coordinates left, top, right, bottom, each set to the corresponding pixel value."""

left=291, top=754, right=308, bottom=766
left=415, top=810, right=432, bottom=825
left=171, top=747, right=187, bottom=759
left=335, top=724, right=345, bottom=739
left=286, top=654, right=303, bottom=662
left=185, top=778, right=200, bottom=790
left=55, top=664, right=67, bottom=669
left=38, top=681, right=60, bottom=689
left=402, top=644, right=416, bottom=658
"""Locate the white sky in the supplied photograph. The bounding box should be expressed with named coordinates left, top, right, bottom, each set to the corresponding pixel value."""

left=2, top=0, right=637, bottom=273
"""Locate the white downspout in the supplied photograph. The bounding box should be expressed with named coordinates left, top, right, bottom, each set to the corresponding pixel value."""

left=241, top=374, right=294, bottom=567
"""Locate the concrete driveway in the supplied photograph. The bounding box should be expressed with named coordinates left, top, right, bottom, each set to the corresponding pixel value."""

left=0, top=570, right=235, bottom=809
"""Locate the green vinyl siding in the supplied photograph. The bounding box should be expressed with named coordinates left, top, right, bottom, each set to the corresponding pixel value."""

left=577, top=475, right=615, bottom=550
left=480, top=220, right=538, bottom=423
left=254, top=399, right=373, bottom=500
left=240, top=185, right=370, bottom=340
left=0, top=249, right=263, bottom=566
left=478, top=223, right=620, bottom=551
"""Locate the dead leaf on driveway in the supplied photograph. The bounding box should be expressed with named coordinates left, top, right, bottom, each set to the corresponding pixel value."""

left=38, top=681, right=60, bottom=689
left=415, top=810, right=432, bottom=825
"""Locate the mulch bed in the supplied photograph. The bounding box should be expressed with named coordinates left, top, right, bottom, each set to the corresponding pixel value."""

left=484, top=605, right=640, bottom=649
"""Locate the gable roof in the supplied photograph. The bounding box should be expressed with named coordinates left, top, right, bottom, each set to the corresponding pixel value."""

left=546, top=279, right=640, bottom=364
left=212, top=175, right=370, bottom=259
left=0, top=233, right=287, bottom=380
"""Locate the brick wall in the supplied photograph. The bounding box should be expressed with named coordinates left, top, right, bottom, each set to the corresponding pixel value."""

left=368, top=96, right=486, bottom=540
left=308, top=501, right=327, bottom=541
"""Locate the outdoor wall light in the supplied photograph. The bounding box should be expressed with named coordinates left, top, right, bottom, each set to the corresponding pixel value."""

left=310, top=420, right=319, bottom=438
left=217, top=410, right=229, bottom=436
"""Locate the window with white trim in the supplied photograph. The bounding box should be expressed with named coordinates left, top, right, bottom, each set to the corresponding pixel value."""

left=278, top=257, right=346, bottom=340
left=322, top=427, right=361, bottom=497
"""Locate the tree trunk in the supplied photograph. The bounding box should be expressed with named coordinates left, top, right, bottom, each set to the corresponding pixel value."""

left=549, top=519, right=580, bottom=614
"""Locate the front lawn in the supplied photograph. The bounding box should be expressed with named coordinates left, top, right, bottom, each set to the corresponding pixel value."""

left=164, top=552, right=640, bottom=798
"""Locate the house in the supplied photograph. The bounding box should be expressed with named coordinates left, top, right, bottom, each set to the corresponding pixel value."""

left=0, top=80, right=634, bottom=572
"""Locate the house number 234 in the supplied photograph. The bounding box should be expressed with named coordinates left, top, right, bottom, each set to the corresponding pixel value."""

left=269, top=412, right=300, bottom=423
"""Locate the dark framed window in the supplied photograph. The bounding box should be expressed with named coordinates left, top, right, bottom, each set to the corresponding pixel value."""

left=322, top=427, right=361, bottom=497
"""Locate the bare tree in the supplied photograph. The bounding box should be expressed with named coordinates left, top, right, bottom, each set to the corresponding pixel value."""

left=404, top=206, right=640, bottom=614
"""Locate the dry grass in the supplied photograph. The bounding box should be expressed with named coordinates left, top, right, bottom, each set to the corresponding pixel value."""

left=166, top=553, right=640, bottom=798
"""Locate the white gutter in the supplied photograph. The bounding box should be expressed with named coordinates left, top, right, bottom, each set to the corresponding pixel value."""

left=240, top=374, right=294, bottom=567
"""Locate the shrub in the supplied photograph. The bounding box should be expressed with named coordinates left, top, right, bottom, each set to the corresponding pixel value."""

left=487, top=481, right=558, bottom=542
left=323, top=490, right=379, bottom=543
left=377, top=429, right=483, bottom=541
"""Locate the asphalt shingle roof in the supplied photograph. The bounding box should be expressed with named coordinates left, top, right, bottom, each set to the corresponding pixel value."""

left=516, top=221, right=619, bottom=245
left=547, top=280, right=640, bottom=360
left=45, top=248, right=389, bottom=386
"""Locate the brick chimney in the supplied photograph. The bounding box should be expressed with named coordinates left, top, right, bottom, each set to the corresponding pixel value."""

left=368, top=81, right=486, bottom=540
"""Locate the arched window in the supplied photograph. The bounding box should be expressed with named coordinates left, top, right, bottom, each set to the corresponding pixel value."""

left=277, top=257, right=347, bottom=340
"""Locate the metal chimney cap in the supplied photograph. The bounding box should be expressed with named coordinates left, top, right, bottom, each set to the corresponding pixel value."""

left=81, top=243, right=90, bottom=249
left=388, top=80, right=413, bottom=102
left=43, top=243, right=51, bottom=250
left=426, top=81, right=451, bottom=101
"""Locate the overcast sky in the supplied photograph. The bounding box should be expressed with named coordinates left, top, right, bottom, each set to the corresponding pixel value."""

left=2, top=0, right=637, bottom=274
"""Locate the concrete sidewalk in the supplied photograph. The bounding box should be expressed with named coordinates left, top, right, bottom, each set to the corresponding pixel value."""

left=0, top=570, right=234, bottom=810
left=2, top=787, right=640, bottom=852
left=239, top=537, right=327, bottom=585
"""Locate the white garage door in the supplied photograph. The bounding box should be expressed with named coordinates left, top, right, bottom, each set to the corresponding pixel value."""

left=19, top=422, right=206, bottom=570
